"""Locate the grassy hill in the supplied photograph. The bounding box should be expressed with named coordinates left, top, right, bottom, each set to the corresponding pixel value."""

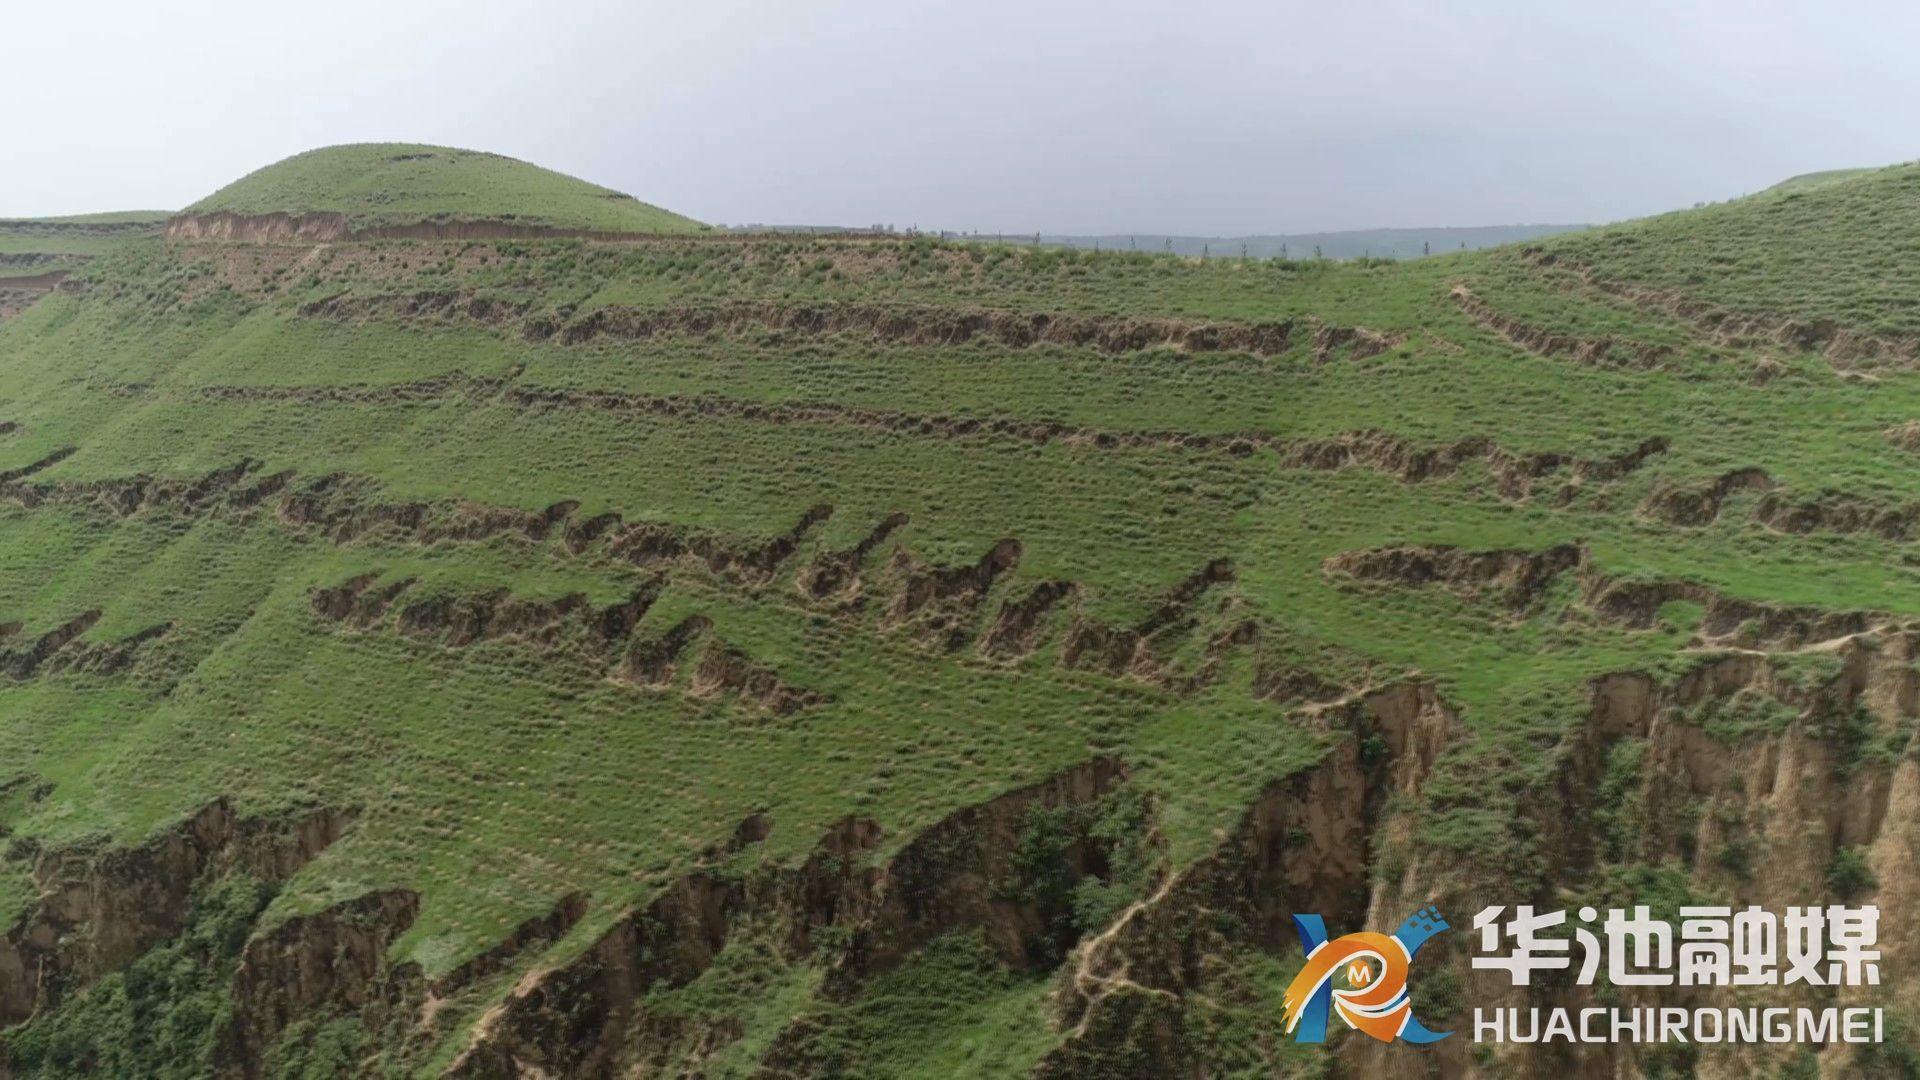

left=2, top=155, right=1919, bottom=1076
left=182, top=143, right=708, bottom=234
left=1763, top=166, right=1879, bottom=194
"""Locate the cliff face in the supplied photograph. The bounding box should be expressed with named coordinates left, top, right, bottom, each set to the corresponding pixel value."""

left=448, top=757, right=1131, bottom=1077
left=1038, top=631, right=1920, bottom=1079
left=1, top=761, right=1138, bottom=1075
left=0, top=801, right=354, bottom=1029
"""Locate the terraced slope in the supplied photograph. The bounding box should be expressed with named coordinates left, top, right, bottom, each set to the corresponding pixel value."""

left=1543, top=161, right=1920, bottom=354
left=173, top=144, right=708, bottom=240
left=0, top=215, right=170, bottom=321
left=2, top=158, right=1920, bottom=1076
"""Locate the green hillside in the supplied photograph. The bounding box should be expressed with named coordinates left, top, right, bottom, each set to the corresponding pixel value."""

left=0, top=214, right=167, bottom=262
left=183, top=143, right=708, bottom=233
left=2, top=152, right=1918, bottom=1076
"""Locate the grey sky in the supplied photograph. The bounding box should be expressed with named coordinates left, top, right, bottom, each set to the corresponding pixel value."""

left=7, top=1, right=1915, bottom=233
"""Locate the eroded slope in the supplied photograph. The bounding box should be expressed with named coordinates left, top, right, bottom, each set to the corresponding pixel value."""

left=3, top=179, right=1920, bottom=1076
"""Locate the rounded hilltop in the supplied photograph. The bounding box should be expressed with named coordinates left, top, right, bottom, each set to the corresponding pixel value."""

left=170, top=143, right=707, bottom=240
left=1760, top=167, right=1878, bottom=195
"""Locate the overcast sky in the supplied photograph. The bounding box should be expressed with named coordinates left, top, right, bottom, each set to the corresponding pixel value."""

left=6, top=1, right=1915, bottom=233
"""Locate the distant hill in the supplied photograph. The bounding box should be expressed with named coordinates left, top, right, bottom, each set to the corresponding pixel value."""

left=1761, top=167, right=1878, bottom=194
left=180, top=143, right=707, bottom=236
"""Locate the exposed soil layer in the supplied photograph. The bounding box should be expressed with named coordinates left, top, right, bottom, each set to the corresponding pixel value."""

left=301, top=289, right=1403, bottom=361
left=0, top=458, right=838, bottom=596
left=1495, top=633, right=1920, bottom=1076
left=796, top=512, right=910, bottom=602
left=310, top=573, right=823, bottom=715
left=1061, top=558, right=1236, bottom=680
left=1634, top=464, right=1920, bottom=539
left=122, top=376, right=1670, bottom=500
left=309, top=572, right=417, bottom=629
left=11, top=455, right=1702, bottom=717
left=182, top=370, right=514, bottom=407
left=616, top=614, right=713, bottom=689
left=1523, top=248, right=1920, bottom=369
left=688, top=641, right=826, bottom=715
left=447, top=757, right=1129, bottom=1077
left=1887, top=419, right=1920, bottom=453
left=1638, top=466, right=1775, bottom=525
left=165, top=211, right=698, bottom=244
left=1752, top=489, right=1920, bottom=540
left=1307, top=323, right=1402, bottom=364
left=1048, top=620, right=1920, bottom=1077
left=0, top=610, right=171, bottom=680
left=1324, top=543, right=1582, bottom=611
left=1581, top=571, right=1890, bottom=651
left=556, top=300, right=1311, bottom=357
left=981, top=579, right=1080, bottom=658
left=0, top=272, right=79, bottom=321
left=0, top=801, right=356, bottom=1026
left=430, top=891, right=591, bottom=1001
left=0, top=271, right=70, bottom=293
left=0, top=447, right=76, bottom=485
left=222, top=887, right=422, bottom=1074
left=1273, top=429, right=1670, bottom=501
left=6, top=459, right=1309, bottom=708
left=882, top=538, right=1024, bottom=648
left=1450, top=283, right=1672, bottom=368
left=291, top=284, right=1420, bottom=363
left=603, top=504, right=832, bottom=584
left=855, top=539, right=1291, bottom=706
left=1327, top=540, right=1903, bottom=652
left=1043, top=680, right=1456, bottom=1075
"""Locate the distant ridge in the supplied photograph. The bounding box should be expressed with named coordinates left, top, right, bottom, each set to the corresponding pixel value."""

left=0, top=211, right=172, bottom=227
left=726, top=223, right=1591, bottom=260
left=1025, top=224, right=1590, bottom=260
